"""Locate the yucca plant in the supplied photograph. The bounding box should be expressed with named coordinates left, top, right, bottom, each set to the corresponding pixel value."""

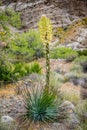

left=18, top=87, right=62, bottom=130
left=38, top=15, right=53, bottom=89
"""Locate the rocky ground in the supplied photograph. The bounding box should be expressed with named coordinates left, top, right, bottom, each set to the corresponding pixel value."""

left=0, top=59, right=81, bottom=117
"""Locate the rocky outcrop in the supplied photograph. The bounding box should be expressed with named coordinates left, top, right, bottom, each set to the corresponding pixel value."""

left=20, top=0, right=87, bottom=29
left=1, top=0, right=87, bottom=50
left=59, top=27, right=87, bottom=50
left=1, top=0, right=87, bottom=30
left=51, top=0, right=87, bottom=16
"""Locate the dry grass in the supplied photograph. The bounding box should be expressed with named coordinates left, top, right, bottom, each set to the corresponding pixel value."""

left=60, top=82, right=81, bottom=105
left=0, top=84, right=15, bottom=98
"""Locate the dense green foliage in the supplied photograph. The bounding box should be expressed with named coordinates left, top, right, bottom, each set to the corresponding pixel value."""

left=8, top=30, right=44, bottom=62
left=50, top=47, right=78, bottom=61
left=0, top=29, right=44, bottom=84
left=0, top=61, right=41, bottom=84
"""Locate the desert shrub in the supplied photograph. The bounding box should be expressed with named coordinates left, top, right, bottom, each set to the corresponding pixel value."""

left=0, top=63, right=14, bottom=83
left=18, top=87, right=62, bottom=129
left=0, top=8, right=22, bottom=29
left=50, top=47, right=78, bottom=61
left=50, top=72, right=63, bottom=90
left=56, top=27, right=65, bottom=38
left=8, top=30, right=44, bottom=62
left=0, top=58, right=41, bottom=84
left=0, top=8, right=21, bottom=42
left=0, top=24, right=11, bottom=42
left=0, top=9, right=8, bottom=23
left=63, top=92, right=81, bottom=105
left=77, top=50, right=87, bottom=56
left=70, top=64, right=83, bottom=74
left=6, top=8, right=22, bottom=29
left=73, top=56, right=87, bottom=64
left=70, top=56, right=87, bottom=75
left=13, top=63, right=28, bottom=80
left=0, top=49, right=14, bottom=83
left=13, top=62, right=41, bottom=80
left=76, top=100, right=87, bottom=119
left=76, top=101, right=87, bottom=130
left=29, top=62, right=41, bottom=74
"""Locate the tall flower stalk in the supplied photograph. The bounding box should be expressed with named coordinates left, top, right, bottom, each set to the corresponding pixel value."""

left=39, top=15, right=53, bottom=89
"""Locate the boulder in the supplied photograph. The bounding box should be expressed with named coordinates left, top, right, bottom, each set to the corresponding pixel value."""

left=60, top=101, right=80, bottom=129
left=0, top=115, right=16, bottom=130
left=60, top=101, right=76, bottom=114
left=66, top=42, right=80, bottom=50
left=1, top=115, right=14, bottom=123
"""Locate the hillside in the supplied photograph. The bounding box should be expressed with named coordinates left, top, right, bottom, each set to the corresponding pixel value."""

left=0, top=0, right=87, bottom=130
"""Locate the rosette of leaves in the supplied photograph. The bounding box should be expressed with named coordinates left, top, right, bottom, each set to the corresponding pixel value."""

left=18, top=87, right=62, bottom=130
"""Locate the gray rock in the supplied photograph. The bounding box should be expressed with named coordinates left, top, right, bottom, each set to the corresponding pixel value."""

left=0, top=116, right=17, bottom=130
left=60, top=101, right=75, bottom=114
left=60, top=101, right=79, bottom=129
left=77, top=37, right=85, bottom=43
left=1, top=115, right=14, bottom=123
left=79, top=77, right=87, bottom=88
left=66, top=42, right=80, bottom=50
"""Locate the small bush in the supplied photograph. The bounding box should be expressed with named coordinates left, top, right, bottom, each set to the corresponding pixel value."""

left=0, top=49, right=14, bottom=83
left=77, top=50, right=87, bottom=56
left=73, top=56, right=87, bottom=64
left=8, top=30, right=44, bottom=62
left=70, top=64, right=83, bottom=74
left=0, top=25, right=11, bottom=42
left=13, top=62, right=41, bottom=81
left=29, top=62, right=41, bottom=74
left=6, top=8, right=22, bottom=29
left=76, top=101, right=87, bottom=118
left=50, top=72, right=63, bottom=90
left=80, top=121, right=87, bottom=130
left=50, top=47, right=78, bottom=61
left=63, top=92, right=80, bottom=105
left=0, top=8, right=22, bottom=29
left=76, top=101, right=87, bottom=130
left=0, top=59, right=41, bottom=84
left=71, top=56, right=87, bottom=75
